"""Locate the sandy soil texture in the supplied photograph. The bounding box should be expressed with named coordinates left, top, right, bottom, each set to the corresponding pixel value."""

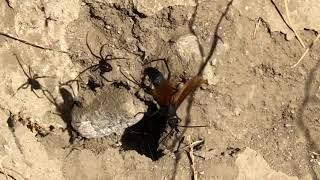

left=0, top=0, right=320, bottom=179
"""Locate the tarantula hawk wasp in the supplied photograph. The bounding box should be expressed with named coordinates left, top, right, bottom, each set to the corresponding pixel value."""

left=14, top=53, right=51, bottom=98
left=122, top=58, right=207, bottom=143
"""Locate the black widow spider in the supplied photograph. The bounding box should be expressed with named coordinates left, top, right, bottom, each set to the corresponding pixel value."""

left=14, top=53, right=51, bottom=98
left=75, top=32, right=126, bottom=82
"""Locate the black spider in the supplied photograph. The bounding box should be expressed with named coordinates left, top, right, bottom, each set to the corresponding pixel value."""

left=75, top=32, right=126, bottom=82
left=14, top=54, right=50, bottom=98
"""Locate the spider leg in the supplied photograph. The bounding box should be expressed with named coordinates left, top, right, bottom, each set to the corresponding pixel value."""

left=34, top=75, right=52, bottom=79
left=27, top=65, right=33, bottom=78
left=144, top=58, right=171, bottom=80
left=42, top=89, right=58, bottom=106
left=119, top=68, right=141, bottom=88
left=133, top=112, right=145, bottom=118
left=158, top=127, right=175, bottom=145
left=105, top=54, right=112, bottom=60
left=17, top=82, right=29, bottom=91
left=31, top=88, right=42, bottom=98
left=99, top=44, right=127, bottom=61
left=13, top=82, right=29, bottom=96
left=59, top=79, right=80, bottom=97
left=91, top=65, right=100, bottom=72
left=104, top=54, right=127, bottom=61
left=133, top=109, right=160, bottom=119
left=106, top=57, right=127, bottom=61
left=99, top=73, right=113, bottom=82
left=99, top=43, right=108, bottom=59
left=21, top=85, right=30, bottom=89
left=85, top=31, right=100, bottom=59
left=14, top=54, right=30, bottom=78
left=75, top=65, right=97, bottom=79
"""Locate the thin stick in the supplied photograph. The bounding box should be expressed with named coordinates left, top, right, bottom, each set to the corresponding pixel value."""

left=0, top=32, right=71, bottom=54
left=3, top=166, right=28, bottom=180
left=0, top=170, right=10, bottom=180
left=183, top=140, right=204, bottom=151
left=291, top=33, right=320, bottom=68
left=189, top=145, right=196, bottom=180
left=0, top=170, right=13, bottom=180
left=186, top=136, right=204, bottom=180
left=253, top=18, right=261, bottom=39
left=309, top=151, right=320, bottom=156
left=283, top=0, right=305, bottom=48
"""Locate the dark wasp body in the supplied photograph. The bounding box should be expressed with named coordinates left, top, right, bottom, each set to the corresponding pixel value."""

left=121, top=59, right=206, bottom=160
left=122, top=58, right=205, bottom=130
left=142, top=59, right=206, bottom=140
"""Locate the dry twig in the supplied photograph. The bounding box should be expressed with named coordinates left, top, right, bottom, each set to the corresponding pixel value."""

left=283, top=0, right=305, bottom=48
left=291, top=33, right=320, bottom=68
left=0, top=32, right=71, bottom=54
left=253, top=18, right=261, bottom=39
left=185, top=136, right=204, bottom=180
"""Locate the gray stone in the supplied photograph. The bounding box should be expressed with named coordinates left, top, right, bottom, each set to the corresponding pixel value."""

left=72, top=87, right=146, bottom=138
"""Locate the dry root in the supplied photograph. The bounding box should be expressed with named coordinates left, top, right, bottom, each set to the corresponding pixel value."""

left=252, top=18, right=261, bottom=39
left=291, top=33, right=320, bottom=68
left=0, top=32, right=71, bottom=54
left=283, top=0, right=305, bottom=48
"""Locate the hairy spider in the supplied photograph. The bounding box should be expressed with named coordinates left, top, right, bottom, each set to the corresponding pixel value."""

left=14, top=54, right=50, bottom=98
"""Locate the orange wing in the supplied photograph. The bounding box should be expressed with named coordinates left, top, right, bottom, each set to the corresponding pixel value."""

left=172, top=76, right=206, bottom=109
left=151, top=80, right=176, bottom=107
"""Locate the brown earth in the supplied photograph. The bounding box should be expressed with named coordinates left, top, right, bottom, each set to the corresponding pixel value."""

left=0, top=0, right=319, bottom=179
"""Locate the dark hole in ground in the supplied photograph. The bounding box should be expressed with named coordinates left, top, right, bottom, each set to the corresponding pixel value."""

left=121, top=102, right=170, bottom=161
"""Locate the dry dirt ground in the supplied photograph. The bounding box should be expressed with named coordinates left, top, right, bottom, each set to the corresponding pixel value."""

left=0, top=0, right=320, bottom=179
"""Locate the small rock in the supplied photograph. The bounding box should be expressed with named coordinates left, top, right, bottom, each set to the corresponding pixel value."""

left=210, top=58, right=218, bottom=66
left=72, top=86, right=146, bottom=138
left=234, top=107, right=241, bottom=116
left=284, top=123, right=292, bottom=128
left=236, top=147, right=299, bottom=180
left=175, top=34, right=202, bottom=63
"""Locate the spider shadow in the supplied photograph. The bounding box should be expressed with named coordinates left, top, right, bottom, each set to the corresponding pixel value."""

left=43, top=86, right=82, bottom=143
left=295, top=59, right=320, bottom=179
